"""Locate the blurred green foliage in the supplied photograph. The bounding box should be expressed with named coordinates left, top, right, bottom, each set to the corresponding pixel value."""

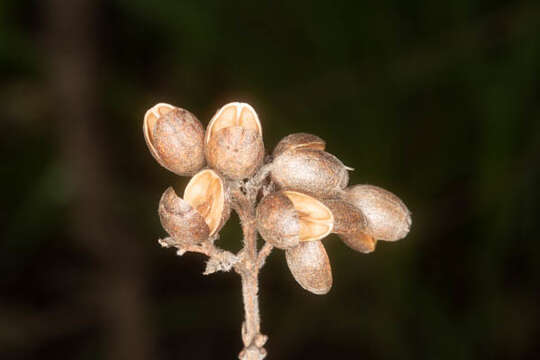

left=1, top=0, right=539, bottom=359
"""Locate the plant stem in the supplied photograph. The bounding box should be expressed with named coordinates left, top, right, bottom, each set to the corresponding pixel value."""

left=231, top=183, right=268, bottom=360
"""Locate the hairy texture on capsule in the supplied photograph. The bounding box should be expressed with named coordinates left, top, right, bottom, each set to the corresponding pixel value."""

left=323, top=199, right=367, bottom=234
left=158, top=187, right=210, bottom=245
left=256, top=192, right=300, bottom=249
left=205, top=102, right=264, bottom=179
left=344, top=185, right=411, bottom=241
left=285, top=241, right=332, bottom=295
left=273, top=133, right=326, bottom=158
left=323, top=199, right=376, bottom=253
left=271, top=148, right=349, bottom=197
left=206, top=127, right=264, bottom=179
left=144, top=104, right=205, bottom=176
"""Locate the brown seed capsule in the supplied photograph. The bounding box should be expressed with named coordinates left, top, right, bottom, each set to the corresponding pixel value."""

left=272, top=133, right=326, bottom=158
left=344, top=185, right=411, bottom=241
left=158, top=169, right=230, bottom=245
left=143, top=103, right=205, bottom=176
left=205, top=102, right=264, bottom=179
left=271, top=148, right=349, bottom=197
left=324, top=199, right=376, bottom=253
left=285, top=241, right=333, bottom=295
left=256, top=190, right=334, bottom=249
left=184, top=169, right=231, bottom=236
left=158, top=187, right=209, bottom=245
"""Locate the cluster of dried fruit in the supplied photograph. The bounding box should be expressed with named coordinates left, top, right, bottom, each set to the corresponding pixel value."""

left=144, top=102, right=411, bottom=295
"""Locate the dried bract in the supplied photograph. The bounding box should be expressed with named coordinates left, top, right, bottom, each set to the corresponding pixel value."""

left=285, top=241, right=332, bottom=295
left=256, top=190, right=334, bottom=249
left=324, top=199, right=376, bottom=253
left=271, top=148, right=349, bottom=197
left=143, top=103, right=205, bottom=176
left=344, top=185, right=411, bottom=241
left=205, top=102, right=264, bottom=179
left=272, top=133, right=325, bottom=158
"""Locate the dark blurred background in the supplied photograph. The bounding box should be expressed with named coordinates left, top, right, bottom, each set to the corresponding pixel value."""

left=1, top=0, right=539, bottom=359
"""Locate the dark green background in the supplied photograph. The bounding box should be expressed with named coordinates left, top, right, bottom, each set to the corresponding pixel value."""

left=1, top=1, right=539, bottom=359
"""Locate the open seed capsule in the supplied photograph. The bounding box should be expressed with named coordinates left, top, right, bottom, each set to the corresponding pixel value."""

left=256, top=190, right=334, bottom=250
left=271, top=148, right=349, bottom=198
left=184, top=169, right=230, bottom=236
left=285, top=241, right=333, bottom=295
left=158, top=187, right=209, bottom=245
left=158, top=169, right=230, bottom=245
left=324, top=199, right=376, bottom=253
left=205, top=102, right=264, bottom=179
left=143, top=103, right=205, bottom=176
left=344, top=185, right=411, bottom=241
left=272, top=133, right=326, bottom=158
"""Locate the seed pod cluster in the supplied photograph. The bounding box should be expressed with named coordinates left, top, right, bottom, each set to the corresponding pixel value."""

left=144, top=101, right=411, bottom=296
left=143, top=101, right=264, bottom=244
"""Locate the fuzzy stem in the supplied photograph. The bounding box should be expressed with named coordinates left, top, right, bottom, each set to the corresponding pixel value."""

left=230, top=181, right=268, bottom=360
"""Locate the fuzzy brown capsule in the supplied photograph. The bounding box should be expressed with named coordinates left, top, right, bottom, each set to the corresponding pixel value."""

left=271, top=148, right=349, bottom=197
left=158, top=169, right=230, bottom=245
left=272, top=133, right=326, bottom=158
left=143, top=103, right=205, bottom=176
left=344, top=185, right=411, bottom=241
left=285, top=241, right=333, bottom=295
left=158, top=187, right=209, bottom=245
left=205, top=102, right=264, bottom=179
left=324, top=199, right=376, bottom=253
left=256, top=190, right=334, bottom=249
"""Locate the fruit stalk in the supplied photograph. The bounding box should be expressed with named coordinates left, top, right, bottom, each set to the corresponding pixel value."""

left=231, top=178, right=270, bottom=360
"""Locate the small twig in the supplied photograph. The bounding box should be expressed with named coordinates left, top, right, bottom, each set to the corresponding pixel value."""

left=257, top=243, right=273, bottom=269
left=245, top=163, right=273, bottom=202
left=230, top=176, right=268, bottom=360
left=158, top=237, right=238, bottom=274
